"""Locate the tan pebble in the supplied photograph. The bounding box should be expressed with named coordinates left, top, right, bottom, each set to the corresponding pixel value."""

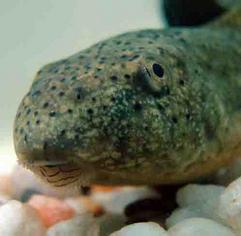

left=28, top=195, right=75, bottom=227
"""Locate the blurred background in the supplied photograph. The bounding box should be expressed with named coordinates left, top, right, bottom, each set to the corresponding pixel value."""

left=0, top=0, right=164, bottom=173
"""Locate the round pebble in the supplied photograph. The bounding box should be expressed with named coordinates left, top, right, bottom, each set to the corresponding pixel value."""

left=175, top=184, right=225, bottom=222
left=166, top=207, right=203, bottom=228
left=168, top=218, right=235, bottom=236
left=0, top=200, right=46, bottom=236
left=218, top=176, right=241, bottom=233
left=47, top=214, right=99, bottom=236
left=28, top=195, right=75, bottom=227
left=110, top=222, right=168, bottom=236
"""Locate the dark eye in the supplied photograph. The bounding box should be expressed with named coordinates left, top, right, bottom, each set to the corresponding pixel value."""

left=152, top=63, right=164, bottom=78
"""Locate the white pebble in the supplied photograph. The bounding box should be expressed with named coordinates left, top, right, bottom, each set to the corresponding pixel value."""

left=168, top=218, right=235, bottom=236
left=46, top=213, right=99, bottom=236
left=218, top=176, right=241, bottom=234
left=166, top=207, right=203, bottom=228
left=0, top=200, right=46, bottom=236
left=110, top=222, right=168, bottom=236
left=92, top=186, right=159, bottom=214
left=176, top=184, right=225, bottom=222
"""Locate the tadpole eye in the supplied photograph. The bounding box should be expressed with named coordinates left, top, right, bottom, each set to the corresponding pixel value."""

left=152, top=63, right=164, bottom=78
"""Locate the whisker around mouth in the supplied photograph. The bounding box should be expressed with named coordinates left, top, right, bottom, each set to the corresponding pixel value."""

left=46, top=175, right=81, bottom=184
left=53, top=178, right=79, bottom=187
left=40, top=167, right=60, bottom=177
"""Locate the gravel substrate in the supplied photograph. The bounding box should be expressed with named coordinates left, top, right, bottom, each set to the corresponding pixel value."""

left=1, top=162, right=241, bottom=235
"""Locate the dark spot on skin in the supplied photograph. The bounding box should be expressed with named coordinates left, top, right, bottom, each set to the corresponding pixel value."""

left=59, top=91, right=65, bottom=97
left=144, top=125, right=149, bottom=131
left=111, top=97, right=116, bottom=102
left=43, top=102, right=49, bottom=108
left=76, top=87, right=85, bottom=100
left=87, top=108, right=93, bottom=115
left=34, top=111, right=38, bottom=116
left=94, top=75, right=99, bottom=79
left=120, top=54, right=128, bottom=59
left=26, top=121, right=30, bottom=126
left=51, top=86, right=56, bottom=90
left=124, top=74, right=131, bottom=79
left=129, top=55, right=140, bottom=61
left=24, top=135, right=28, bottom=142
left=157, top=104, right=165, bottom=112
left=92, top=97, right=96, bottom=102
left=152, top=63, right=164, bottom=78
left=32, top=90, right=41, bottom=97
left=133, top=101, right=142, bottom=111
left=172, top=117, right=178, bottom=123
left=195, top=69, right=200, bottom=74
left=26, top=108, right=31, bottom=115
left=67, top=109, right=73, bottom=114
left=110, top=76, right=118, bottom=81
left=60, top=130, right=66, bottom=136
left=75, top=127, right=81, bottom=133
left=36, top=120, right=40, bottom=125
left=179, top=79, right=185, bottom=85
left=186, top=113, right=191, bottom=120
left=49, top=111, right=56, bottom=117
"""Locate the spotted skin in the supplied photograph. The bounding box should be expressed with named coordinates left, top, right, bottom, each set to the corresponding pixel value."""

left=14, top=7, right=241, bottom=187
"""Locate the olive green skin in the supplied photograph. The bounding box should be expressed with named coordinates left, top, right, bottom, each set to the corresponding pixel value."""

left=14, top=10, right=241, bottom=186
